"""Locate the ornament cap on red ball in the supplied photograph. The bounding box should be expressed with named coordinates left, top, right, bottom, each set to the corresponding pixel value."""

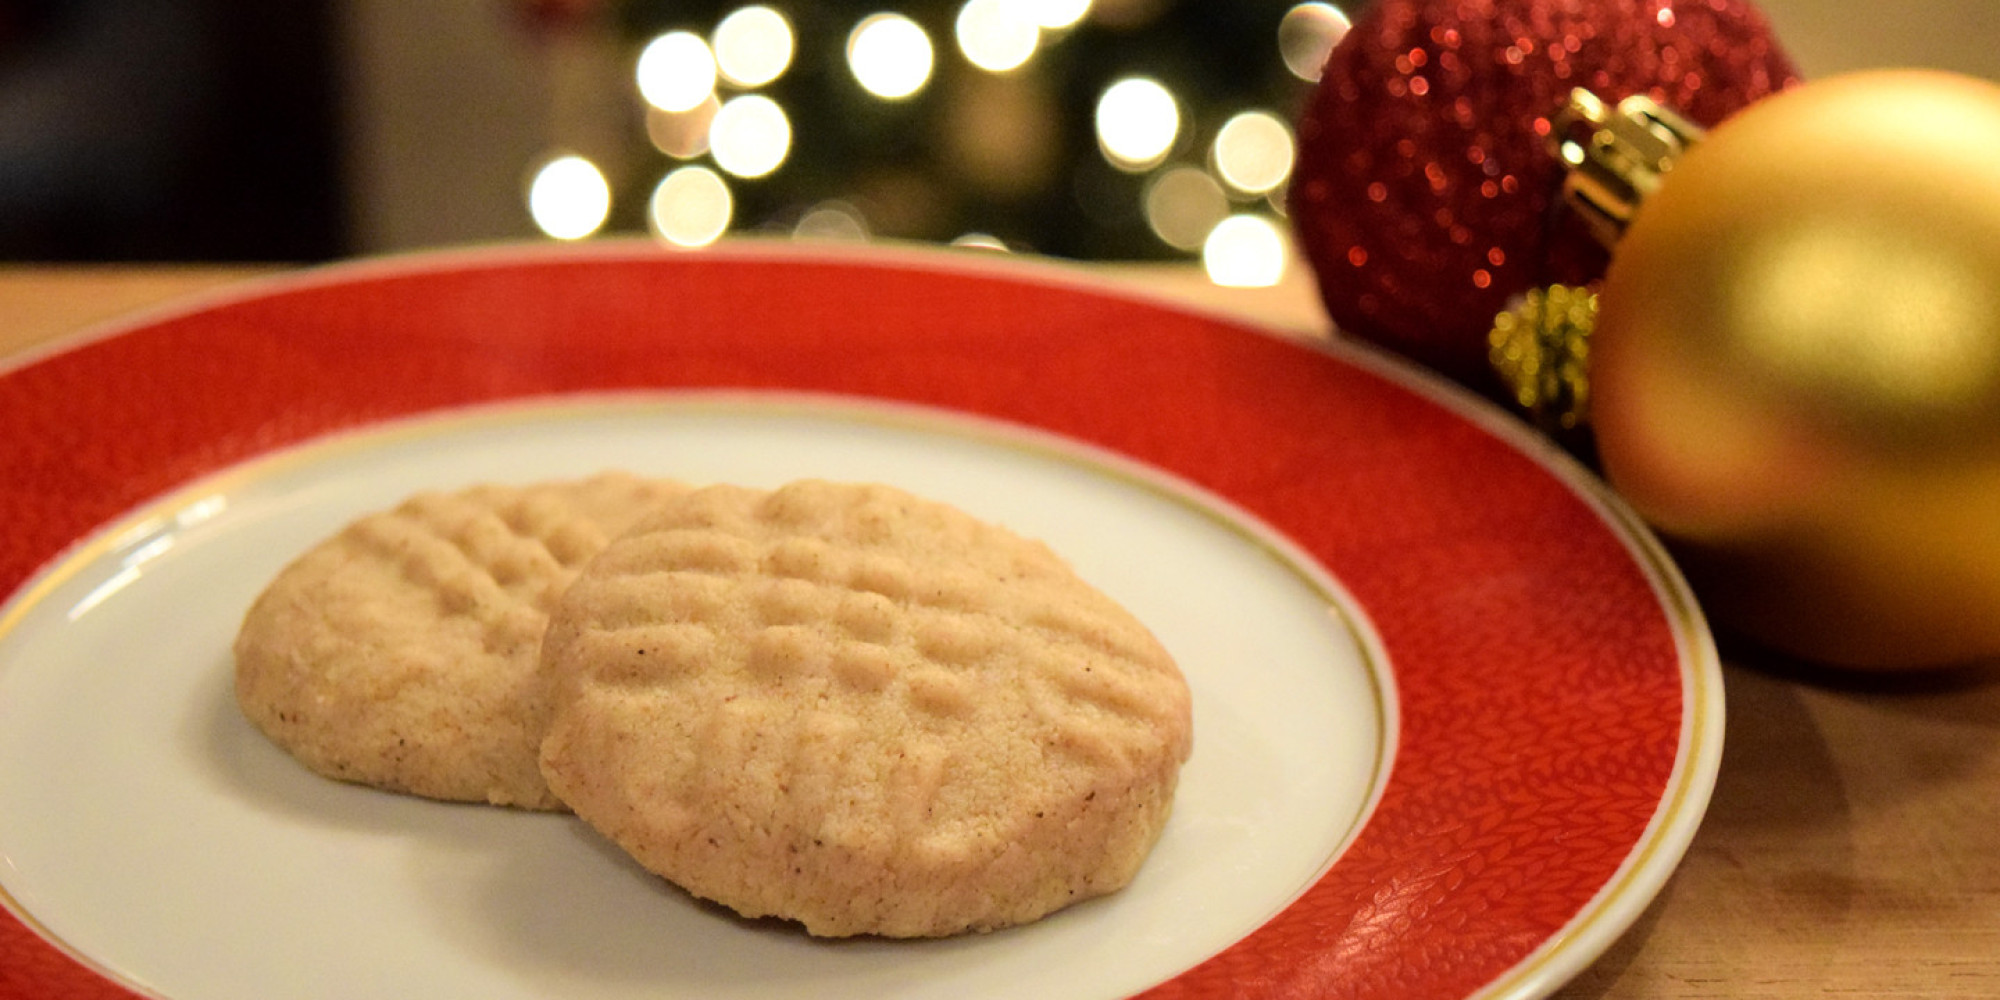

left=1289, top=0, right=1799, bottom=397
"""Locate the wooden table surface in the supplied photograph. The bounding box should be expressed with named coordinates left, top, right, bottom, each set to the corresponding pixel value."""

left=3, top=259, right=1997, bottom=999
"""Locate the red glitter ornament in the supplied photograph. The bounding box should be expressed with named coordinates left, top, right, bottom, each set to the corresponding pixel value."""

left=1289, top=0, right=1800, bottom=396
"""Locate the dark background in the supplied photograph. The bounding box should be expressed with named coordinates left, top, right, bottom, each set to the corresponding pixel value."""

left=0, top=0, right=1317, bottom=263
left=0, top=0, right=1984, bottom=263
left=0, top=0, right=344, bottom=260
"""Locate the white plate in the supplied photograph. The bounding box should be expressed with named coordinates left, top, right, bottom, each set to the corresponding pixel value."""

left=0, top=395, right=1389, bottom=1000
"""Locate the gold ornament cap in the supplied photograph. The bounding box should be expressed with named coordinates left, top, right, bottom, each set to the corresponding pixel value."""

left=1489, top=88, right=1706, bottom=432
left=1549, top=88, right=1707, bottom=248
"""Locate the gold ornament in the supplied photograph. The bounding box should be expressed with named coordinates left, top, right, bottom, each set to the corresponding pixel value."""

left=1586, top=69, right=2000, bottom=669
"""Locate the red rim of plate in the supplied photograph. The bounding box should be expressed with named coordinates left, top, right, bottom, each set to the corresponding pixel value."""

left=0, top=242, right=1717, bottom=1000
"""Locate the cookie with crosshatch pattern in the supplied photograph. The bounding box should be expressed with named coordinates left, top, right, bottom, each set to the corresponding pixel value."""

left=234, top=471, right=687, bottom=810
left=536, top=479, right=1194, bottom=937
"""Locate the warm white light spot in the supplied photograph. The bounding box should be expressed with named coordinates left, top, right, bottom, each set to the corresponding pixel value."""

left=1213, top=110, right=1295, bottom=195
left=713, top=6, right=795, bottom=87
left=956, top=0, right=1040, bottom=73
left=951, top=232, right=1010, bottom=250
left=1265, top=182, right=1292, bottom=218
left=1096, top=77, right=1179, bottom=171
left=528, top=155, right=610, bottom=240
left=1028, top=0, right=1091, bottom=29
left=794, top=201, right=870, bottom=242
left=637, top=31, right=718, bottom=113
left=709, top=94, right=791, bottom=178
left=1279, top=2, right=1351, bottom=82
left=848, top=13, right=934, bottom=99
left=649, top=165, right=733, bottom=247
left=645, top=97, right=719, bottom=159
left=1145, top=165, right=1229, bottom=251
left=1203, top=214, right=1287, bottom=287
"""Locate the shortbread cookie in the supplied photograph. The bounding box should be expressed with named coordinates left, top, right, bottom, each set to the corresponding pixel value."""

left=235, top=471, right=686, bottom=810
left=537, top=480, right=1194, bottom=937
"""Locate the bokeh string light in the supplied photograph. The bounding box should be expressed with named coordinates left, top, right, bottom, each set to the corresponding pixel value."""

left=795, top=200, right=872, bottom=241
left=1096, top=77, right=1181, bottom=172
left=636, top=31, right=718, bottom=113
left=1145, top=166, right=1230, bottom=251
left=1028, top=0, right=1092, bottom=31
left=848, top=13, right=936, bottom=100
left=526, top=1, right=1345, bottom=285
left=1203, top=213, right=1289, bottom=286
left=649, top=165, right=734, bottom=246
left=710, top=94, right=792, bottom=178
left=1278, top=2, right=1351, bottom=81
left=713, top=5, right=795, bottom=87
left=950, top=231, right=1011, bottom=250
left=1212, top=111, right=1295, bottom=196
left=528, top=155, right=612, bottom=240
left=956, top=0, right=1041, bottom=74
left=646, top=97, right=719, bottom=160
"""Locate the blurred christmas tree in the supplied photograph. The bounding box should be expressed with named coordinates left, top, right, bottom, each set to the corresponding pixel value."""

left=520, top=0, right=1353, bottom=269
